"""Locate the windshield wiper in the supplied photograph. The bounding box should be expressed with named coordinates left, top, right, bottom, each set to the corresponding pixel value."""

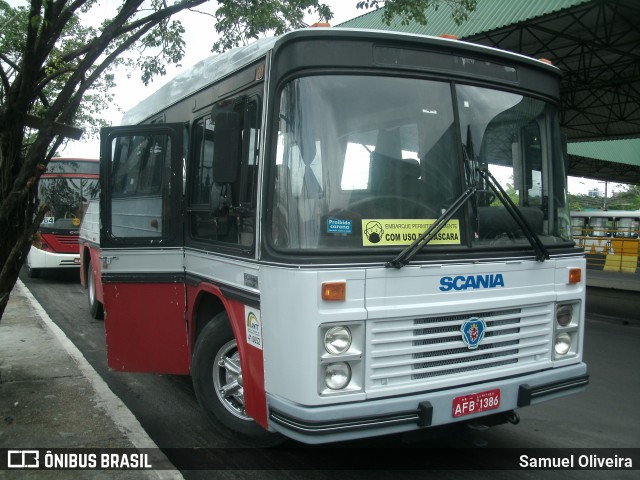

left=386, top=187, right=476, bottom=269
left=476, top=166, right=549, bottom=262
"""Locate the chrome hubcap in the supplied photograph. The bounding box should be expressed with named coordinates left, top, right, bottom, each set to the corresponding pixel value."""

left=213, top=339, right=250, bottom=421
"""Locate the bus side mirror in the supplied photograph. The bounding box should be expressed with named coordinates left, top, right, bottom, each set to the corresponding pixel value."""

left=212, top=111, right=241, bottom=183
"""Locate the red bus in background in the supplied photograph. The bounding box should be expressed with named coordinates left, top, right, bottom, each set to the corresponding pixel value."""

left=26, top=157, right=99, bottom=277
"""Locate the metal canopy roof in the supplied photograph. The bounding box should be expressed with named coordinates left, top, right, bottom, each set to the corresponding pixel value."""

left=567, top=139, right=640, bottom=183
left=340, top=0, right=640, bottom=183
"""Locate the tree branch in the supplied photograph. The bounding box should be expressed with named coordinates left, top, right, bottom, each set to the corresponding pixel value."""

left=34, top=65, right=77, bottom=93
left=47, top=0, right=207, bottom=126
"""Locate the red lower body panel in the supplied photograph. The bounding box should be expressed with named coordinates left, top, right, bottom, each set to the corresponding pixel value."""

left=104, top=282, right=189, bottom=374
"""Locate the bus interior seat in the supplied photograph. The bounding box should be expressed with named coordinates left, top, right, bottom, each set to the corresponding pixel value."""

left=367, top=152, right=425, bottom=217
left=478, top=206, right=544, bottom=238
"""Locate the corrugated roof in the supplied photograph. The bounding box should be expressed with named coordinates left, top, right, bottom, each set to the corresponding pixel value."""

left=568, top=139, right=640, bottom=167
left=339, top=0, right=591, bottom=37
left=340, top=0, right=640, bottom=177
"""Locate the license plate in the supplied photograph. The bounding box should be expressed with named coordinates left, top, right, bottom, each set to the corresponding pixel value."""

left=452, top=388, right=500, bottom=418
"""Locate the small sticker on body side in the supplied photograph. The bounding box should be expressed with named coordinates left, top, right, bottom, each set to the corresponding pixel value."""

left=245, top=306, right=263, bottom=350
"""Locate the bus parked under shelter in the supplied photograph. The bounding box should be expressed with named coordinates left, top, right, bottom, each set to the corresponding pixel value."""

left=80, top=28, right=588, bottom=446
left=571, top=210, right=639, bottom=272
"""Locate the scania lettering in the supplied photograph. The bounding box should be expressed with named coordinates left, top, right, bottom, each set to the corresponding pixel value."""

left=439, top=274, right=506, bottom=291
left=81, top=28, right=588, bottom=445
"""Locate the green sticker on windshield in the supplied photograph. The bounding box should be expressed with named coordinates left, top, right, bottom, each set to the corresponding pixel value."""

left=362, top=219, right=460, bottom=246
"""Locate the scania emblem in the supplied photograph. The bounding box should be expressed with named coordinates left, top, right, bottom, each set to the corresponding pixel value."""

left=461, top=317, right=486, bottom=350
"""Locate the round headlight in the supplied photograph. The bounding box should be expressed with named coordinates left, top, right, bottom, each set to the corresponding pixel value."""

left=555, top=332, right=572, bottom=356
left=324, top=362, right=352, bottom=390
left=324, top=326, right=352, bottom=355
left=556, top=304, right=574, bottom=327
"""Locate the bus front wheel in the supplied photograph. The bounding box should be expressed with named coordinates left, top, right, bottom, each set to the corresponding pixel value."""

left=191, top=313, right=283, bottom=447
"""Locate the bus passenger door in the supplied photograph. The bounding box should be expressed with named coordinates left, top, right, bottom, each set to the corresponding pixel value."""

left=99, top=124, right=188, bottom=374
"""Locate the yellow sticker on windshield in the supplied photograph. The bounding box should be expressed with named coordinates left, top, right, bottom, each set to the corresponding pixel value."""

left=362, top=219, right=460, bottom=247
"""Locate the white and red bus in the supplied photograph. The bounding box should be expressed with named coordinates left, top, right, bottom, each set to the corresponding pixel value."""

left=80, top=28, right=588, bottom=445
left=27, top=157, right=99, bottom=277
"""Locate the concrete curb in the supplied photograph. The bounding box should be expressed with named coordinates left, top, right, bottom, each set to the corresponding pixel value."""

left=1, top=280, right=185, bottom=479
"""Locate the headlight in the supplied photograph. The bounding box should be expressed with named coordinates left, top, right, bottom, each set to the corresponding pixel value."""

left=554, top=333, right=572, bottom=356
left=324, top=326, right=352, bottom=355
left=324, top=362, right=351, bottom=390
left=556, top=304, right=574, bottom=327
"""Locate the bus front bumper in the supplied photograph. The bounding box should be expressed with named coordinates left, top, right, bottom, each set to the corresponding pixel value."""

left=266, top=363, right=588, bottom=444
left=29, top=247, right=80, bottom=269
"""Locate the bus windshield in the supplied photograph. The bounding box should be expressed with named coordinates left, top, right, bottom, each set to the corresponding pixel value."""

left=39, top=159, right=100, bottom=232
left=271, top=75, right=572, bottom=253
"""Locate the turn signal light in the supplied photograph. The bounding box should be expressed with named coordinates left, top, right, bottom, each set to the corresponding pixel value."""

left=568, top=268, right=582, bottom=284
left=322, top=281, right=346, bottom=301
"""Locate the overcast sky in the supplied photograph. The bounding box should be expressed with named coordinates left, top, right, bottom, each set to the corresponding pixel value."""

left=57, top=1, right=364, bottom=158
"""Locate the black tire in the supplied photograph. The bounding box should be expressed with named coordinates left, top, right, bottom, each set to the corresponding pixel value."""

left=26, top=258, right=41, bottom=278
left=192, top=312, right=283, bottom=447
left=87, top=260, right=104, bottom=320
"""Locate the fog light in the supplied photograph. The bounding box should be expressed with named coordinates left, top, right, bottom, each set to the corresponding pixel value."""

left=556, top=304, right=574, bottom=327
left=324, top=362, right=351, bottom=390
left=555, top=333, right=572, bottom=356
left=324, top=326, right=352, bottom=355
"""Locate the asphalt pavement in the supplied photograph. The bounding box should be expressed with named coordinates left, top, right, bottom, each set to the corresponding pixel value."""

left=0, top=279, right=182, bottom=478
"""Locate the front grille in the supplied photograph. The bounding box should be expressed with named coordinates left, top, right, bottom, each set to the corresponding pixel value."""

left=53, top=234, right=78, bottom=245
left=368, top=304, right=553, bottom=390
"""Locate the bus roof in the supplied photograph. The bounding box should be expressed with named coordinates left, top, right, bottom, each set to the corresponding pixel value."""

left=50, top=157, right=99, bottom=162
left=122, top=28, right=561, bottom=126
left=43, top=157, right=100, bottom=177
left=571, top=210, right=640, bottom=217
left=121, top=35, right=278, bottom=126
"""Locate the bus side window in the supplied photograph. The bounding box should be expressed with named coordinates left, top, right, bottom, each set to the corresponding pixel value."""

left=588, top=216, right=610, bottom=237
left=189, top=96, right=260, bottom=250
left=615, top=217, right=639, bottom=238
left=109, top=134, right=172, bottom=239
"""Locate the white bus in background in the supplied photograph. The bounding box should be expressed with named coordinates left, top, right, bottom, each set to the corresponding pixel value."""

left=27, top=157, right=99, bottom=277
left=80, top=28, right=588, bottom=446
left=570, top=210, right=640, bottom=271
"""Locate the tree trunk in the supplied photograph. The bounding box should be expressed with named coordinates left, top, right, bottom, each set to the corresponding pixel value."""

left=0, top=211, right=43, bottom=319
left=0, top=121, right=47, bottom=321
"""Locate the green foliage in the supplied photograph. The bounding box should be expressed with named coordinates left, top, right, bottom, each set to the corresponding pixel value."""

left=136, top=18, right=186, bottom=85
left=568, top=184, right=640, bottom=211
left=0, top=1, right=115, bottom=143
left=356, top=0, right=477, bottom=27
left=212, top=0, right=477, bottom=52
left=212, top=1, right=334, bottom=53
